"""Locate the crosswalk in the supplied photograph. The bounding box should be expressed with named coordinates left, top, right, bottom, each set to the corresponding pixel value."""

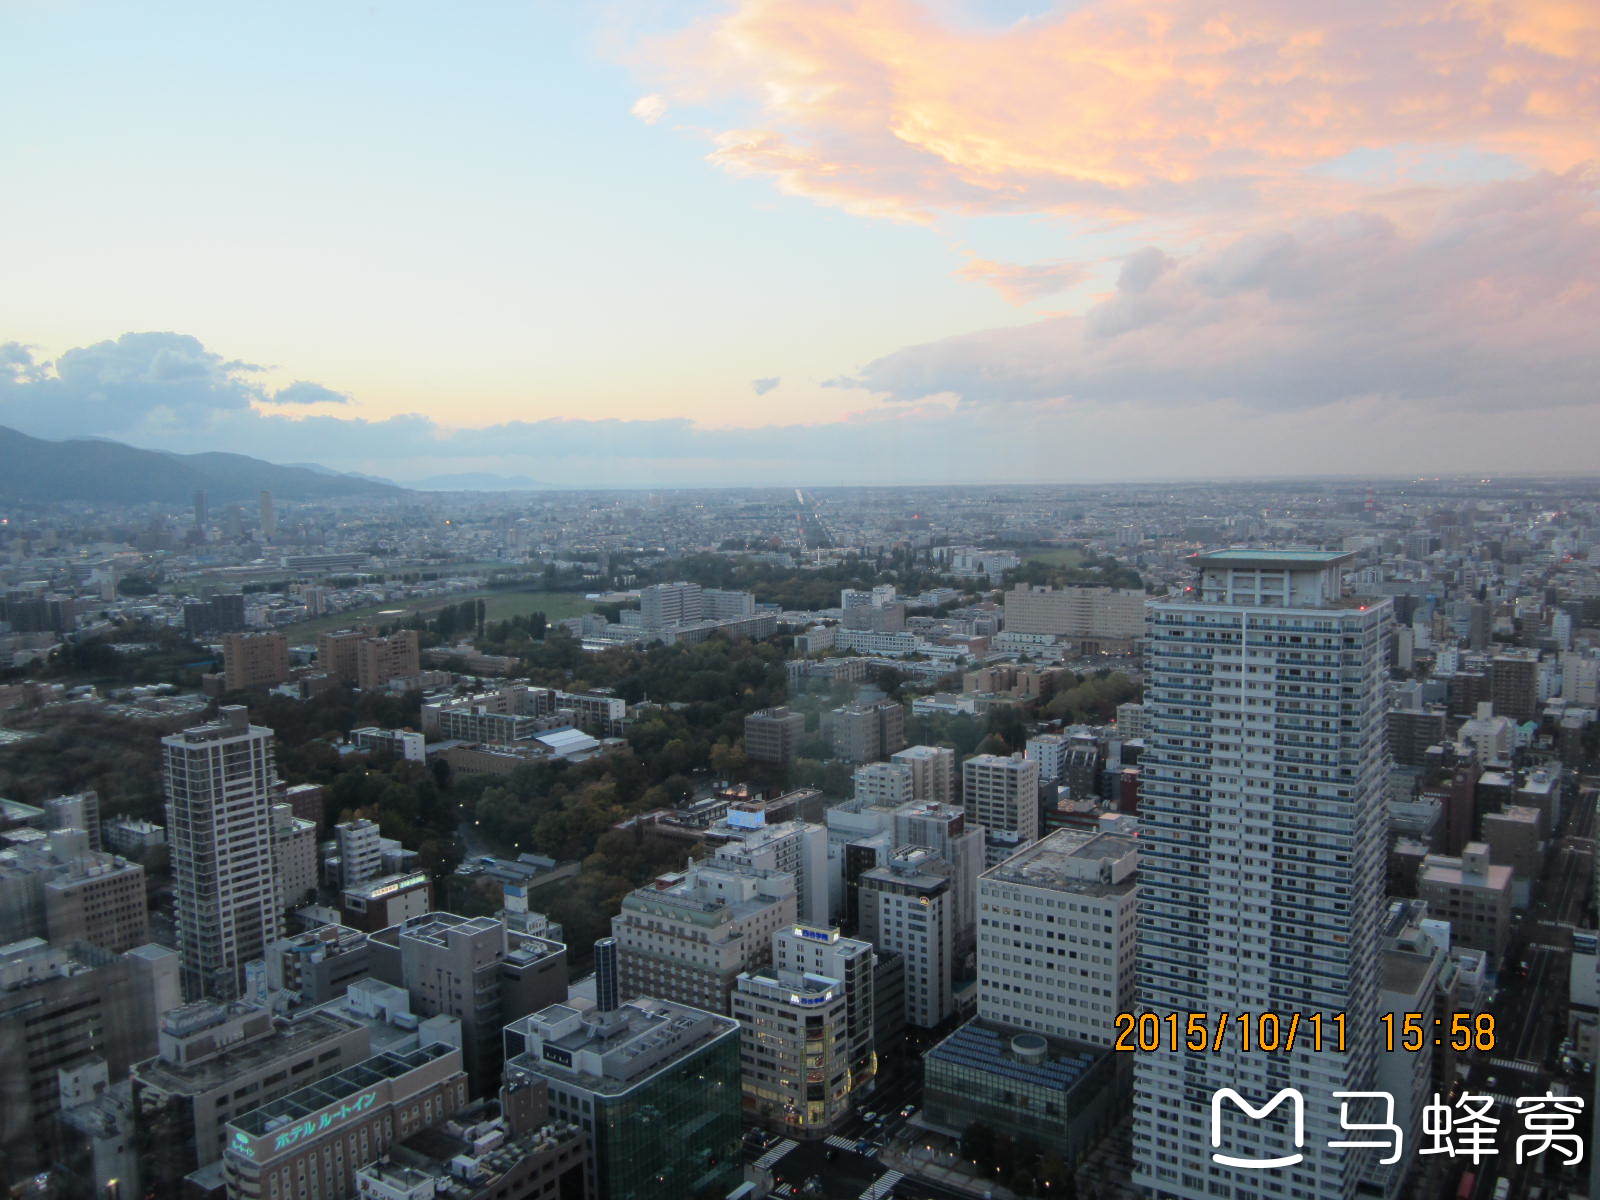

left=754, top=1139, right=799, bottom=1170
left=858, top=1170, right=904, bottom=1199
left=826, top=1134, right=860, bottom=1151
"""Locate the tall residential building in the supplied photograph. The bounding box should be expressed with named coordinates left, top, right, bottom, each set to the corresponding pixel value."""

left=502, top=997, right=743, bottom=1200
left=894, top=800, right=983, bottom=956
left=831, top=700, right=907, bottom=764
left=1132, top=550, right=1392, bottom=1200
left=163, top=706, right=283, bottom=1001
left=221, top=631, right=290, bottom=692
left=963, top=753, right=1040, bottom=856
left=611, top=862, right=797, bottom=1014
left=334, top=817, right=384, bottom=887
left=270, top=803, right=318, bottom=910
left=891, top=744, right=958, bottom=805
left=1025, top=732, right=1069, bottom=785
left=976, top=828, right=1138, bottom=1044
left=853, top=760, right=914, bottom=808
left=356, top=629, right=422, bottom=689
left=257, top=489, right=275, bottom=540
left=858, top=847, right=954, bottom=1028
left=744, top=706, right=807, bottom=766
left=43, top=790, right=101, bottom=849
left=317, top=628, right=368, bottom=682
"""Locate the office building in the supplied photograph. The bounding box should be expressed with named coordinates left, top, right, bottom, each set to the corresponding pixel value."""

left=264, top=923, right=372, bottom=1006
left=502, top=996, right=742, bottom=1200
left=163, top=706, right=283, bottom=1000
left=368, top=912, right=568, bottom=1093
left=733, top=966, right=852, bottom=1135
left=976, top=828, right=1137, bottom=1044
left=132, top=1000, right=371, bottom=1191
left=221, top=631, right=290, bottom=692
left=772, top=924, right=877, bottom=1095
left=0, top=939, right=178, bottom=1187
left=962, top=753, right=1040, bottom=852
left=611, top=862, right=797, bottom=1013
left=858, top=847, right=954, bottom=1028
left=221, top=1041, right=469, bottom=1200
left=894, top=800, right=983, bottom=955
left=891, top=744, right=958, bottom=805
left=0, top=827, right=149, bottom=953
left=923, top=1022, right=1118, bottom=1167
left=341, top=871, right=434, bottom=932
left=1132, top=550, right=1392, bottom=1200
left=184, top=593, right=248, bottom=638
left=744, top=706, right=806, bottom=766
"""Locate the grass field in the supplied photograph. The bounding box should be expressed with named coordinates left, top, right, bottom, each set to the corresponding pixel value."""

left=1020, top=545, right=1086, bottom=567
left=284, top=588, right=599, bottom=639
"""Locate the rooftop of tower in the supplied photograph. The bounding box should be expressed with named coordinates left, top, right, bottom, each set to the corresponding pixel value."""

left=1191, top=548, right=1354, bottom=569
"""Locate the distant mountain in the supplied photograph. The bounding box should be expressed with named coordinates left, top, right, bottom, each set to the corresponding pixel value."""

left=285, top=463, right=403, bottom=486
left=0, top=425, right=407, bottom=504
left=408, top=473, right=546, bottom=491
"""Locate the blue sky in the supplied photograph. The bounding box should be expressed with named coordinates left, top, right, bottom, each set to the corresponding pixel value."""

left=4, top=0, right=1598, bottom=485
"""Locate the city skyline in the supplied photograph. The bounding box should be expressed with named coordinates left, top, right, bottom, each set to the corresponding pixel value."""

left=5, top=1, right=1599, bottom=486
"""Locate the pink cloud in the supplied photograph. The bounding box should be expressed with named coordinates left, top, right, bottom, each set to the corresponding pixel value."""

left=639, top=0, right=1600, bottom=221
left=956, top=256, right=1091, bottom=303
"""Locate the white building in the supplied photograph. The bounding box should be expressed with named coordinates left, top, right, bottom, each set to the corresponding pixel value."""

left=335, top=817, right=384, bottom=888
left=1132, top=550, right=1392, bottom=1200
left=1024, top=733, right=1069, bottom=785
left=976, top=828, right=1137, bottom=1045
left=162, top=706, right=283, bottom=1001
left=706, top=806, right=829, bottom=927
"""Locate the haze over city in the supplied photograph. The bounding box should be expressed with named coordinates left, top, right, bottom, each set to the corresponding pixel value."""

left=5, top=0, right=1599, bottom=485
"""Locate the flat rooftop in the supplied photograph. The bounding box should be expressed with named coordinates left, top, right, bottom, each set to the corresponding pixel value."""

left=231, top=1041, right=455, bottom=1135
left=982, top=829, right=1138, bottom=894
left=1193, top=549, right=1353, bottom=567
left=134, top=1010, right=359, bottom=1095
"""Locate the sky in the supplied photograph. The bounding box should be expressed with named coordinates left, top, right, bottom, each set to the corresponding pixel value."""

left=3, top=0, right=1598, bottom=487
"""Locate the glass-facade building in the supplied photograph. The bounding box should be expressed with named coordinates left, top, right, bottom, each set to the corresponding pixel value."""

left=924, top=1020, right=1118, bottom=1160
left=504, top=998, right=742, bottom=1200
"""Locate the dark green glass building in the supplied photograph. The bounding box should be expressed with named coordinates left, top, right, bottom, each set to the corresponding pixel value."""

left=503, top=997, right=743, bottom=1200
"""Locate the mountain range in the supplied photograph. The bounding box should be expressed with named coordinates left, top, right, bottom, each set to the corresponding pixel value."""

left=0, top=425, right=406, bottom=504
